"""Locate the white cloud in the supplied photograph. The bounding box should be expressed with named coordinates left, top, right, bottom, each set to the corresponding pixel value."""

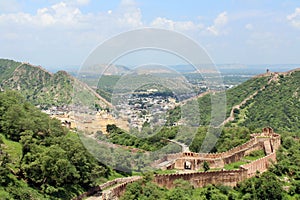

left=207, top=11, right=228, bottom=36
left=151, top=17, right=203, bottom=32
left=245, top=23, right=253, bottom=30
left=0, top=2, right=84, bottom=28
left=118, top=8, right=143, bottom=27
left=0, top=1, right=144, bottom=30
left=287, top=8, right=300, bottom=29
left=0, top=0, right=145, bottom=66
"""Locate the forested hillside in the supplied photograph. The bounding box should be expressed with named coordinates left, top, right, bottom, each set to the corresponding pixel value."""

left=232, top=70, right=300, bottom=132
left=168, top=70, right=300, bottom=133
left=0, top=91, right=110, bottom=199
left=0, top=59, right=110, bottom=109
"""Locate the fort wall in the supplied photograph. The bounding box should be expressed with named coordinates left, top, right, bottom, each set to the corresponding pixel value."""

left=73, top=176, right=141, bottom=200
left=101, top=177, right=142, bottom=200
left=152, top=128, right=280, bottom=189
left=153, top=151, right=277, bottom=189
left=240, top=152, right=276, bottom=178
left=154, top=169, right=247, bottom=189
left=171, top=139, right=265, bottom=170
left=76, top=128, right=281, bottom=199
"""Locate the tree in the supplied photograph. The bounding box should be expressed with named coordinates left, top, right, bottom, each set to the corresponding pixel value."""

left=106, top=124, right=118, bottom=133
left=237, top=171, right=284, bottom=200
left=120, top=181, right=143, bottom=200
left=203, top=161, right=210, bottom=172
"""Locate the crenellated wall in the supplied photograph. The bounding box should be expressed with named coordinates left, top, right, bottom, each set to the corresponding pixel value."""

left=240, top=152, right=276, bottom=178
left=73, top=176, right=142, bottom=200
left=101, top=176, right=142, bottom=200
left=156, top=128, right=281, bottom=171
left=152, top=128, right=281, bottom=189
left=153, top=151, right=277, bottom=189
left=170, top=138, right=265, bottom=170
left=76, top=128, right=281, bottom=199
left=154, top=169, right=247, bottom=189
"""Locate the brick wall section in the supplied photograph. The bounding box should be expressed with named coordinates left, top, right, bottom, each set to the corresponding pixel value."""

left=73, top=177, right=141, bottom=200
left=240, top=152, right=276, bottom=178
left=154, top=169, right=247, bottom=189
left=76, top=129, right=281, bottom=199
left=152, top=132, right=281, bottom=170
left=153, top=152, right=277, bottom=189
left=101, top=176, right=142, bottom=200
left=152, top=130, right=280, bottom=189
left=197, top=138, right=257, bottom=159
left=172, top=140, right=265, bottom=170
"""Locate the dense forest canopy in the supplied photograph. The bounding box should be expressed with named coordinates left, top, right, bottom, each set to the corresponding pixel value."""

left=0, top=91, right=109, bottom=199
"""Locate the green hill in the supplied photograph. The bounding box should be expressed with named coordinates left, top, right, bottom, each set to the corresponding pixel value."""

left=168, top=69, right=300, bottom=133
left=0, top=59, right=22, bottom=83
left=0, top=59, right=110, bottom=109
left=231, top=70, right=300, bottom=132
left=0, top=91, right=110, bottom=199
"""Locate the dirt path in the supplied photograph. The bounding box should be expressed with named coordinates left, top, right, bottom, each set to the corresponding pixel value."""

left=168, top=139, right=190, bottom=152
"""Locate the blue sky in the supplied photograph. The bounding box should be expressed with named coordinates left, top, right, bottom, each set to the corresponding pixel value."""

left=1, top=0, right=300, bottom=70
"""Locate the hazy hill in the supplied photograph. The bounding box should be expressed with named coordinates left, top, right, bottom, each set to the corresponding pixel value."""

left=0, top=59, right=111, bottom=109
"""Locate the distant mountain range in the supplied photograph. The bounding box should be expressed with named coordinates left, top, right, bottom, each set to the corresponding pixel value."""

left=0, top=59, right=111, bottom=109
left=62, top=63, right=300, bottom=76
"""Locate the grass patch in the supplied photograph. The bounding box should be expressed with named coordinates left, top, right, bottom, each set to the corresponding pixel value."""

left=244, top=149, right=265, bottom=161
left=0, top=134, right=22, bottom=171
left=224, top=161, right=247, bottom=170
left=155, top=169, right=178, bottom=175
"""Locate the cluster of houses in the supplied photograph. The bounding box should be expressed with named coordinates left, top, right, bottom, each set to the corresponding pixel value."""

left=115, top=89, right=178, bottom=130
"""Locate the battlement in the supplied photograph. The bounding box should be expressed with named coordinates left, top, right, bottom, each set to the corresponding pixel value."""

left=240, top=152, right=276, bottom=178
left=77, top=128, right=281, bottom=199
left=153, top=127, right=280, bottom=172
left=152, top=127, right=280, bottom=189
left=154, top=169, right=247, bottom=188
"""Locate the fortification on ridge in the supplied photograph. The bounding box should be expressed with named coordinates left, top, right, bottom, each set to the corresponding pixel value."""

left=153, top=127, right=281, bottom=189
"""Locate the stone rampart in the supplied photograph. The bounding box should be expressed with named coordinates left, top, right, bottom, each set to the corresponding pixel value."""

left=101, top=176, right=142, bottom=200
left=73, top=176, right=141, bottom=200
left=240, top=152, right=276, bottom=178
left=151, top=128, right=280, bottom=189
left=154, top=169, right=247, bottom=189
left=153, top=151, right=277, bottom=189
left=155, top=128, right=281, bottom=171
left=171, top=138, right=265, bottom=170
left=151, top=153, right=182, bottom=168
left=78, top=128, right=281, bottom=199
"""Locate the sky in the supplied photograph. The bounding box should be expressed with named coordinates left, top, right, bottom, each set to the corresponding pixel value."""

left=1, top=0, right=300, bottom=70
